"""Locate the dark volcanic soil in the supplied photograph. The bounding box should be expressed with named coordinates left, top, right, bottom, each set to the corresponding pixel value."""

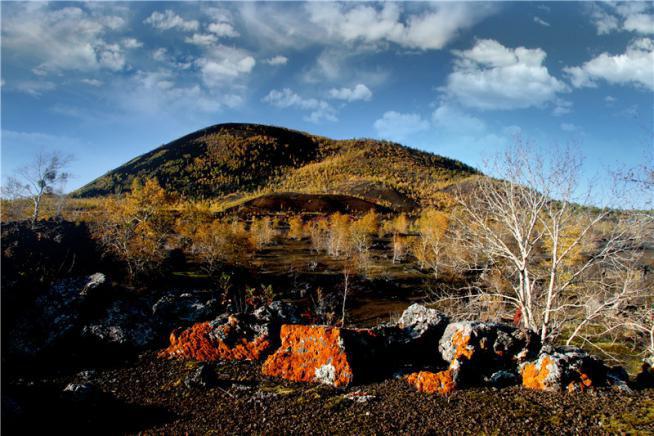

left=4, top=352, right=653, bottom=435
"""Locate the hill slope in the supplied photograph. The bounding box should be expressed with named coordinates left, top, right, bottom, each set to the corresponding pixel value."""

left=74, top=123, right=480, bottom=209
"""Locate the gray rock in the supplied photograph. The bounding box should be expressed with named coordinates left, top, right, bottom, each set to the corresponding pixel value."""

left=82, top=300, right=157, bottom=349
left=439, top=321, right=540, bottom=386
left=520, top=346, right=609, bottom=391
left=397, top=303, right=449, bottom=342
left=8, top=273, right=107, bottom=358
left=79, top=273, right=107, bottom=297
left=253, top=301, right=302, bottom=325
left=152, top=292, right=220, bottom=325
left=487, top=370, right=519, bottom=388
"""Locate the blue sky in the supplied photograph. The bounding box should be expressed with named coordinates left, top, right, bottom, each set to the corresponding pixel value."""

left=2, top=1, right=653, bottom=203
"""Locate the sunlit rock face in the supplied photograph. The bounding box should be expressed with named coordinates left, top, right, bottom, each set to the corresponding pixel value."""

left=438, top=321, right=540, bottom=387
left=159, top=301, right=301, bottom=362
left=521, top=346, right=609, bottom=392
left=405, top=370, right=456, bottom=396
left=261, top=324, right=382, bottom=387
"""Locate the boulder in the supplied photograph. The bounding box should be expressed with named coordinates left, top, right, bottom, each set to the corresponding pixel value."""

left=405, top=370, right=456, bottom=396
left=152, top=292, right=220, bottom=325
left=439, top=321, right=540, bottom=386
left=81, top=300, right=158, bottom=349
left=160, top=301, right=299, bottom=362
left=7, top=273, right=107, bottom=358
left=635, top=356, right=654, bottom=389
left=78, top=273, right=107, bottom=297
left=371, top=304, right=449, bottom=368
left=161, top=314, right=271, bottom=361
left=261, top=324, right=382, bottom=387
left=520, top=346, right=609, bottom=392
left=397, top=303, right=450, bottom=342
left=253, top=301, right=302, bottom=325
left=487, top=370, right=519, bottom=388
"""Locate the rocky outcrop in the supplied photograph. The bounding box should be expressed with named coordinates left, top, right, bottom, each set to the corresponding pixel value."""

left=162, top=315, right=272, bottom=361
left=152, top=292, right=220, bottom=325
left=397, top=304, right=450, bottom=342
left=7, top=273, right=107, bottom=358
left=405, top=370, right=456, bottom=395
left=371, top=303, right=449, bottom=369
left=81, top=300, right=158, bottom=349
left=520, top=346, right=609, bottom=392
left=159, top=301, right=300, bottom=361
left=635, top=356, right=654, bottom=389
left=262, top=325, right=382, bottom=387
left=439, top=321, right=540, bottom=387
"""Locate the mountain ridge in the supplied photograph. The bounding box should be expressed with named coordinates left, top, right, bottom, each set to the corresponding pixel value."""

left=73, top=122, right=481, bottom=210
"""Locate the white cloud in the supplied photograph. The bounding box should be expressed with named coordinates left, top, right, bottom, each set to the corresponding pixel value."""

left=564, top=38, right=654, bottom=91
left=301, top=46, right=390, bottom=86
left=624, top=12, right=654, bottom=34
left=444, top=39, right=567, bottom=110
left=328, top=84, right=372, bottom=102
left=196, top=45, right=256, bottom=86
left=373, top=111, right=429, bottom=141
left=590, top=5, right=620, bottom=35
left=2, top=4, right=128, bottom=74
left=534, top=16, right=550, bottom=27
left=15, top=80, right=56, bottom=96
left=152, top=48, right=168, bottom=62
left=113, top=70, right=237, bottom=116
left=306, top=2, right=496, bottom=50
left=144, top=10, right=199, bottom=32
left=81, top=78, right=103, bottom=87
left=552, top=98, right=573, bottom=116
left=263, top=88, right=337, bottom=123
left=589, top=2, right=654, bottom=35
left=432, top=103, right=486, bottom=133
left=121, top=38, right=143, bottom=49
left=264, top=55, right=288, bottom=66
left=207, top=22, right=239, bottom=38
left=96, top=43, right=126, bottom=71
left=185, top=33, right=218, bottom=46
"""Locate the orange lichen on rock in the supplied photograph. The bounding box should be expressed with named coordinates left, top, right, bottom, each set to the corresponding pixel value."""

left=567, top=372, right=593, bottom=392
left=521, top=355, right=554, bottom=390
left=451, top=330, right=474, bottom=361
left=159, top=320, right=271, bottom=361
left=405, top=370, right=456, bottom=396
left=262, top=325, right=373, bottom=387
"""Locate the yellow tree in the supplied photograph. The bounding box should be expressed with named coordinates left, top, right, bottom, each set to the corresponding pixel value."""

left=413, top=208, right=449, bottom=277
left=287, top=215, right=304, bottom=240
left=190, top=219, right=252, bottom=276
left=95, top=178, right=171, bottom=281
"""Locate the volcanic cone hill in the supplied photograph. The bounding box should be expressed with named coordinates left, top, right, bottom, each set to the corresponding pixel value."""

left=73, top=123, right=480, bottom=211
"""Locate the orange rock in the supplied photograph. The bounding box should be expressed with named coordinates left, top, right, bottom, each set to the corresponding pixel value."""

left=261, top=324, right=379, bottom=387
left=521, top=355, right=556, bottom=391
left=521, top=347, right=608, bottom=391
left=451, top=330, right=474, bottom=360
left=405, top=370, right=456, bottom=396
left=567, top=372, right=593, bottom=392
left=159, top=319, right=271, bottom=361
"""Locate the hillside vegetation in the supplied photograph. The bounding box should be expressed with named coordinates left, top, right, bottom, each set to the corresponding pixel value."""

left=73, top=123, right=479, bottom=209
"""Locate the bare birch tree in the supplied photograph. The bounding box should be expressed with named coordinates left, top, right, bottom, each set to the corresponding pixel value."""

left=452, top=140, right=648, bottom=344
left=2, top=151, right=72, bottom=225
